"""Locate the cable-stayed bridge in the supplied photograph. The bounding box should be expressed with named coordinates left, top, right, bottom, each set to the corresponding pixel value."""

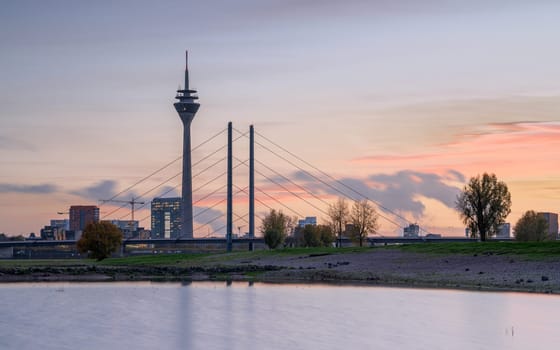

left=1, top=122, right=478, bottom=259
left=96, top=123, right=432, bottom=240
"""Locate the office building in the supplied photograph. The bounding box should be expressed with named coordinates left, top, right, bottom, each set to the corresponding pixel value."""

left=538, top=212, right=559, bottom=240
left=69, top=205, right=99, bottom=232
left=151, top=197, right=182, bottom=239
left=403, top=224, right=420, bottom=238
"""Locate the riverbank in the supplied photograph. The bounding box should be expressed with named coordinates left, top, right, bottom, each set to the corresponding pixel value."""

left=1, top=244, right=560, bottom=293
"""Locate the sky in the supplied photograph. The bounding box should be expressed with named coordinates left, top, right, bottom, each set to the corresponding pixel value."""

left=1, top=0, right=559, bottom=237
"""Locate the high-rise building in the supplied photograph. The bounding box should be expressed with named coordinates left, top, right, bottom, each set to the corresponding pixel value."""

left=174, top=51, right=200, bottom=239
left=151, top=197, right=182, bottom=239
left=538, top=212, right=559, bottom=240
left=69, top=205, right=99, bottom=232
left=403, top=224, right=420, bottom=238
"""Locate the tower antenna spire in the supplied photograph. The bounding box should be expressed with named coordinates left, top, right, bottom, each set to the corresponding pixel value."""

left=184, top=50, right=189, bottom=91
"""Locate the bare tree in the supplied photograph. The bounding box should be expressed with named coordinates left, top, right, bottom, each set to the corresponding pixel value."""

left=328, top=197, right=349, bottom=247
left=350, top=200, right=379, bottom=247
left=456, top=173, right=511, bottom=241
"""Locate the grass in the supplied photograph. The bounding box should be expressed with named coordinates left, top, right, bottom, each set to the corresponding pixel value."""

left=100, top=246, right=369, bottom=266
left=98, top=253, right=213, bottom=266
left=3, top=242, right=560, bottom=269
left=0, top=259, right=93, bottom=267
left=394, top=241, right=560, bottom=259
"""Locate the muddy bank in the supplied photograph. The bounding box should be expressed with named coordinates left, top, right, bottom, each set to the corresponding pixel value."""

left=1, top=249, right=559, bottom=293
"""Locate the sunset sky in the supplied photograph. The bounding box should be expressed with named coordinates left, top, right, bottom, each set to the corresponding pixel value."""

left=1, top=0, right=559, bottom=237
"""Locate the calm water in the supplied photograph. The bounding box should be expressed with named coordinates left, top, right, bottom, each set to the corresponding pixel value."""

left=1, top=282, right=559, bottom=349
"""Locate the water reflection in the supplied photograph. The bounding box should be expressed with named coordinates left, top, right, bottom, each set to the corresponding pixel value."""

left=1, top=282, right=560, bottom=350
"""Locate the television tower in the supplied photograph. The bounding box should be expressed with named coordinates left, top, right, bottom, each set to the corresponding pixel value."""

left=174, top=51, right=200, bottom=238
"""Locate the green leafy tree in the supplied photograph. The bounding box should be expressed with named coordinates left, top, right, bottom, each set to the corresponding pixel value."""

left=260, top=209, right=294, bottom=249
left=350, top=200, right=379, bottom=247
left=302, top=224, right=322, bottom=247
left=455, top=173, right=511, bottom=241
left=514, top=210, right=549, bottom=242
left=77, top=221, right=123, bottom=261
left=318, top=225, right=335, bottom=247
left=290, top=226, right=305, bottom=247
left=297, top=224, right=335, bottom=247
left=286, top=221, right=336, bottom=247
left=328, top=198, right=349, bottom=247
left=0, top=233, right=25, bottom=241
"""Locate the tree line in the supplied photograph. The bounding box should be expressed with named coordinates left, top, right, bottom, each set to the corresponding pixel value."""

left=72, top=172, right=554, bottom=258
left=261, top=172, right=555, bottom=249
left=261, top=199, right=379, bottom=249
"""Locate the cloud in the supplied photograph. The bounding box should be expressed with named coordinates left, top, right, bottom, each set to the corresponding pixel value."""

left=0, top=135, right=36, bottom=151
left=374, top=171, right=461, bottom=208
left=352, top=121, right=560, bottom=177
left=194, top=206, right=225, bottom=235
left=445, top=170, right=465, bottom=183
left=254, top=168, right=463, bottom=227
left=0, top=183, right=57, bottom=194
left=155, top=186, right=180, bottom=198
left=238, top=0, right=524, bottom=22
left=294, top=170, right=463, bottom=220
left=70, top=180, right=121, bottom=200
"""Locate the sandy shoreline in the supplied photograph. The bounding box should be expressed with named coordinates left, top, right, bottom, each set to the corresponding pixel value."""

left=1, top=249, right=560, bottom=294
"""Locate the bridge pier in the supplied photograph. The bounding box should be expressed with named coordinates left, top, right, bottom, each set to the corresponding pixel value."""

left=226, top=122, right=233, bottom=252
left=249, top=124, right=255, bottom=251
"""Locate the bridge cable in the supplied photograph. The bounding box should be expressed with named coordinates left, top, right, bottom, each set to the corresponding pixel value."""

left=192, top=186, right=248, bottom=234
left=102, top=128, right=229, bottom=219
left=110, top=128, right=245, bottom=220
left=255, top=159, right=331, bottom=207
left=102, top=127, right=227, bottom=206
left=231, top=155, right=327, bottom=217
left=252, top=131, right=407, bottom=230
left=255, top=131, right=419, bottom=226
left=255, top=186, right=304, bottom=218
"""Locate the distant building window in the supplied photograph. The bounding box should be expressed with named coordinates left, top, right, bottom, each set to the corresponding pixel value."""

left=164, top=212, right=171, bottom=239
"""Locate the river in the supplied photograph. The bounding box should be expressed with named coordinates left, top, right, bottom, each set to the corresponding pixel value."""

left=1, top=282, right=558, bottom=349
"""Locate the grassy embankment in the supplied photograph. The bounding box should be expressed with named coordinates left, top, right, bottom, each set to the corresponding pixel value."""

left=394, top=241, right=560, bottom=259
left=1, top=242, right=560, bottom=269
left=100, top=246, right=367, bottom=266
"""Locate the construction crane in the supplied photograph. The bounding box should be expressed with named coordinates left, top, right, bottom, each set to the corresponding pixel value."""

left=99, top=197, right=145, bottom=234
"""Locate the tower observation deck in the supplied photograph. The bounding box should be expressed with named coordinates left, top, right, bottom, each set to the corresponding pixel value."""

left=174, top=51, right=200, bottom=238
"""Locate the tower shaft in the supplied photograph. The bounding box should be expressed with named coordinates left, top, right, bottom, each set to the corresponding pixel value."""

left=181, top=119, right=193, bottom=238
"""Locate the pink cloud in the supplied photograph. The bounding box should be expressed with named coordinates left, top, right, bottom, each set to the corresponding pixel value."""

left=352, top=122, right=560, bottom=178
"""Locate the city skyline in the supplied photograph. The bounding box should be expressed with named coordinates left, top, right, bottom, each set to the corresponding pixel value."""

left=1, top=1, right=560, bottom=236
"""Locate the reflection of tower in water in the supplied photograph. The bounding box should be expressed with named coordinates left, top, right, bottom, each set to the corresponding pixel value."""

left=174, top=51, right=200, bottom=239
